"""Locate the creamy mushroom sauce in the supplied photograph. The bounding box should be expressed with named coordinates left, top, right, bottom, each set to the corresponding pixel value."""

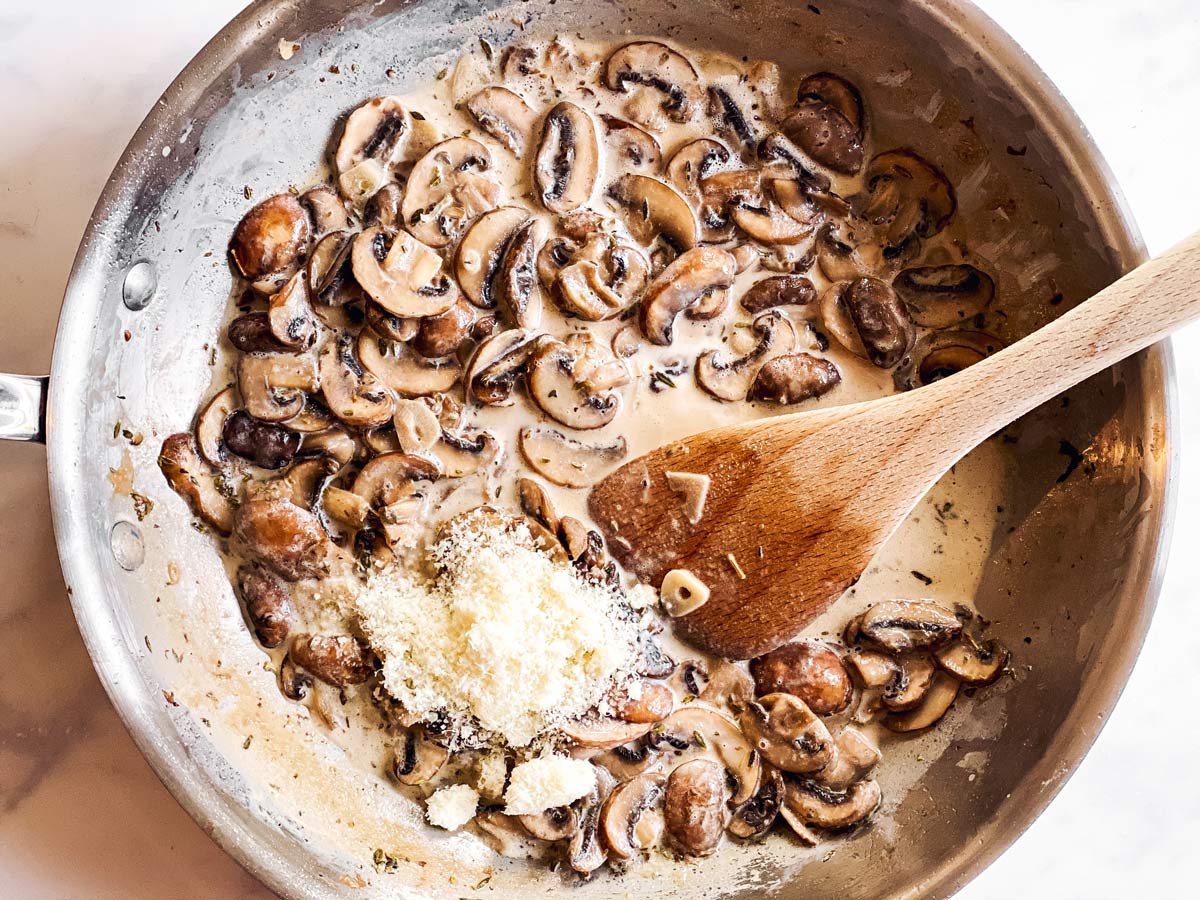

left=160, top=34, right=1014, bottom=876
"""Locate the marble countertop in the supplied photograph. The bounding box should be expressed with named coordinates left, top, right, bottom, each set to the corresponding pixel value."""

left=0, top=1, right=1195, bottom=896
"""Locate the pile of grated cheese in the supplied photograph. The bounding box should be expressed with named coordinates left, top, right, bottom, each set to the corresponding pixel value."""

left=352, top=511, right=640, bottom=747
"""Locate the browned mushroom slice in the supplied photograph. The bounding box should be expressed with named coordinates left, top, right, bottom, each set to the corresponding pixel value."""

left=300, top=186, right=351, bottom=238
left=605, top=41, right=702, bottom=123
left=517, top=477, right=560, bottom=534
left=357, top=331, right=461, bottom=398
left=640, top=247, right=737, bottom=345
left=363, top=182, right=404, bottom=229
left=818, top=726, right=882, bottom=790
left=389, top=398, right=440, bottom=454
left=519, top=806, right=578, bottom=842
left=568, top=794, right=608, bottom=875
left=893, top=264, right=995, bottom=328
left=518, top=427, right=627, bottom=489
left=845, top=648, right=898, bottom=688
left=455, top=206, right=530, bottom=308
left=411, top=298, right=475, bottom=359
left=351, top=226, right=457, bottom=318
left=602, top=773, right=665, bottom=858
left=664, top=759, right=728, bottom=856
left=697, top=310, right=797, bottom=401
left=195, top=386, right=238, bottom=467
left=401, top=137, right=499, bottom=247
left=781, top=73, right=866, bottom=175
left=318, top=332, right=395, bottom=426
left=741, top=275, right=816, bottom=313
left=283, top=396, right=336, bottom=435
left=608, top=173, right=699, bottom=251
left=863, top=149, right=956, bottom=248
left=353, top=452, right=440, bottom=505
left=392, top=725, right=450, bottom=785
left=335, top=96, right=412, bottom=176
left=601, top=115, right=662, bottom=173
left=740, top=693, right=834, bottom=775
left=237, top=352, right=319, bottom=423
left=234, top=496, right=334, bottom=580
left=750, top=353, right=842, bottom=405
left=363, top=302, right=419, bottom=343
left=466, top=86, right=537, bottom=158
left=667, top=138, right=735, bottom=242
left=650, top=707, right=760, bottom=805
left=884, top=671, right=960, bottom=732
left=935, top=637, right=1009, bottom=685
left=729, top=767, right=784, bottom=840
left=708, top=84, right=757, bottom=153
left=228, top=312, right=289, bottom=354
left=837, top=276, right=915, bottom=369
left=236, top=565, right=294, bottom=648
left=893, top=330, right=1002, bottom=392
left=229, top=194, right=311, bottom=280
left=882, top=654, right=937, bottom=711
left=463, top=328, right=541, bottom=406
left=553, top=235, right=650, bottom=321
left=732, top=198, right=812, bottom=245
left=527, top=334, right=629, bottom=430
left=855, top=600, right=962, bottom=653
left=295, top=419, right=354, bottom=464
left=267, top=272, right=319, bottom=350
left=493, top=218, right=544, bottom=329
left=610, top=680, right=674, bottom=724
left=534, top=102, right=600, bottom=214
left=307, top=230, right=354, bottom=301
left=750, top=641, right=853, bottom=715
left=289, top=633, right=374, bottom=687
left=815, top=221, right=872, bottom=283
left=158, top=433, right=237, bottom=534
left=221, top=411, right=301, bottom=470
left=322, top=486, right=370, bottom=529
left=561, top=717, right=655, bottom=750
left=432, top=429, right=501, bottom=478
left=783, top=777, right=881, bottom=830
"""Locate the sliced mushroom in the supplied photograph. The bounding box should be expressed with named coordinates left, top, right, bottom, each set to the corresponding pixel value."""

left=267, top=272, right=319, bottom=350
left=731, top=195, right=812, bottom=245
left=351, top=226, right=457, bottom=318
left=817, top=727, right=882, bottom=790
left=884, top=671, right=960, bottom=732
left=517, top=477, right=559, bottom=534
left=893, top=330, right=1002, bottom=391
left=611, top=681, right=674, bottom=725
left=815, top=222, right=872, bottom=283
left=935, top=637, right=1009, bottom=685
left=322, top=486, right=370, bottom=529
left=464, top=328, right=541, bottom=406
left=591, top=740, right=660, bottom=781
left=833, top=276, right=914, bottom=369
left=299, top=425, right=356, bottom=468
left=411, top=297, right=475, bottom=358
left=568, top=794, right=607, bottom=875
left=862, top=149, right=956, bottom=249
left=392, top=725, right=450, bottom=785
left=667, top=138, right=735, bottom=242
left=854, top=600, right=963, bottom=653
left=455, top=206, right=530, bottom=308
left=278, top=656, right=313, bottom=701
left=363, top=182, right=404, bottom=228
left=664, top=759, right=727, bottom=856
left=552, top=235, right=650, bottom=322
left=783, top=778, right=881, bottom=831
left=602, top=773, right=665, bottom=858
left=319, top=332, right=396, bottom=427
left=228, top=312, right=289, bottom=354
left=750, top=641, right=853, bottom=715
left=698, top=661, right=756, bottom=712
left=534, top=101, right=600, bottom=214
left=640, top=247, right=736, bottom=345
left=234, top=496, right=333, bottom=580
left=306, top=230, right=355, bottom=303
left=518, top=806, right=578, bottom=842
left=195, top=387, right=239, bottom=467
left=740, top=693, right=834, bottom=775
left=401, top=137, right=499, bottom=247
left=288, top=633, right=374, bottom=687
left=697, top=310, right=797, bottom=401
left=466, top=86, right=537, bottom=158
left=432, top=429, right=501, bottom=478
left=893, top=264, right=995, bottom=328
left=750, top=353, right=841, bottom=405
left=229, top=194, right=311, bottom=280
left=601, top=115, right=662, bottom=173
left=605, top=41, right=702, bottom=123
left=741, top=275, right=815, bottom=313
left=608, top=173, right=699, bottom=251
left=518, top=427, right=627, bottom=489
left=781, top=73, right=866, bottom=175
left=221, top=410, right=301, bottom=470
left=236, top=352, right=319, bottom=424
left=558, top=516, right=605, bottom=571
left=390, top=398, right=441, bottom=454
left=476, top=811, right=551, bottom=859
left=493, top=218, right=544, bottom=329
left=882, top=654, right=937, bottom=711
left=300, top=186, right=351, bottom=238
left=651, top=707, right=761, bottom=805
left=158, top=433, right=236, bottom=534
left=526, top=334, right=629, bottom=430
left=335, top=96, right=412, bottom=175
left=706, top=84, right=757, bottom=153
left=357, top=331, right=461, bottom=398
left=561, top=718, right=656, bottom=750
left=846, top=649, right=898, bottom=688
left=353, top=452, right=440, bottom=508
left=729, top=768, right=784, bottom=839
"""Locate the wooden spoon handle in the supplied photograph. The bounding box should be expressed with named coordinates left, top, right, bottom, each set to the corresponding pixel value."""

left=920, top=230, right=1200, bottom=449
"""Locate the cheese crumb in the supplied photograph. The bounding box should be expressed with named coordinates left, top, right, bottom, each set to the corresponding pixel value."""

left=503, top=755, right=597, bottom=815
left=426, top=784, right=480, bottom=830
left=353, top=511, right=639, bottom=746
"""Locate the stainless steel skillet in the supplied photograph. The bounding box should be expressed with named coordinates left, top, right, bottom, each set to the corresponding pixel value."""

left=0, top=0, right=1176, bottom=897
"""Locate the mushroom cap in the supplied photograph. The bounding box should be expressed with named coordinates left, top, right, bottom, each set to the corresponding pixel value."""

left=782, top=73, right=866, bottom=176
left=158, top=432, right=237, bottom=535
left=640, top=246, right=737, bottom=346
left=268, top=271, right=319, bottom=350
left=739, top=692, right=834, bottom=774
left=237, top=352, right=320, bottom=424
left=750, top=641, right=853, bottom=715
left=289, top=633, right=374, bottom=687
left=300, top=186, right=352, bottom=239
left=318, top=332, right=396, bottom=427
left=935, top=637, right=1009, bottom=685
left=740, top=274, right=816, bottom=313
left=466, top=86, right=537, bottom=159
left=884, top=671, right=960, bottom=732
left=650, top=706, right=761, bottom=805
left=783, top=777, right=881, bottom=831
left=750, top=353, right=842, bottom=405
left=605, top=41, right=703, bottom=123
left=607, top=173, right=699, bottom=252
left=431, top=429, right=501, bottom=478
left=392, top=725, right=450, bottom=785
left=222, top=411, right=301, bottom=470
left=663, top=759, right=728, bottom=856
left=863, top=149, right=957, bottom=247
left=411, top=297, right=475, bottom=359
left=534, top=101, right=600, bottom=214
left=335, top=96, right=412, bottom=175
left=601, top=115, right=662, bottom=173
left=728, top=767, right=784, bottom=839
left=854, top=599, right=963, bottom=653
left=493, top=218, right=545, bottom=329
left=843, top=276, right=915, bottom=369
left=881, top=653, right=937, bottom=712
left=195, top=386, right=239, bottom=467
left=552, top=234, right=650, bottom=322
left=229, top=194, right=311, bottom=280
left=233, top=496, right=333, bottom=581
left=237, top=566, right=295, bottom=649
left=351, top=226, right=457, bottom=319
left=893, top=264, right=995, bottom=328
left=455, top=206, right=530, bottom=308
left=601, top=773, right=665, bottom=859
left=463, top=328, right=541, bottom=406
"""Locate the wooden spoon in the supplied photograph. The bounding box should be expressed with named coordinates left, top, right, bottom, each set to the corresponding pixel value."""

left=590, top=232, right=1200, bottom=660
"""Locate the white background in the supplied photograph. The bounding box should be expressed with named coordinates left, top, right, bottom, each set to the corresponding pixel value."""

left=0, top=1, right=1196, bottom=896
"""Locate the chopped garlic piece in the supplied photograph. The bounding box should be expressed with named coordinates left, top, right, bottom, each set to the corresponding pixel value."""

left=660, top=568, right=711, bottom=617
left=503, top=755, right=596, bottom=815
left=665, top=470, right=710, bottom=525
left=426, top=784, right=480, bottom=830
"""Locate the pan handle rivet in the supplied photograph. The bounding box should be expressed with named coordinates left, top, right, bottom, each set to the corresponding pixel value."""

left=110, top=520, right=146, bottom=571
left=122, top=260, right=157, bottom=311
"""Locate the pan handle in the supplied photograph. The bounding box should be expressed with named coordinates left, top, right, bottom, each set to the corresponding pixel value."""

left=0, top=373, right=48, bottom=443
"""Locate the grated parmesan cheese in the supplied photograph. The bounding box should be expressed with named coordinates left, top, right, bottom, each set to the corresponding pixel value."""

left=503, top=755, right=597, bottom=815
left=353, top=511, right=640, bottom=747
left=426, top=783, right=480, bottom=830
